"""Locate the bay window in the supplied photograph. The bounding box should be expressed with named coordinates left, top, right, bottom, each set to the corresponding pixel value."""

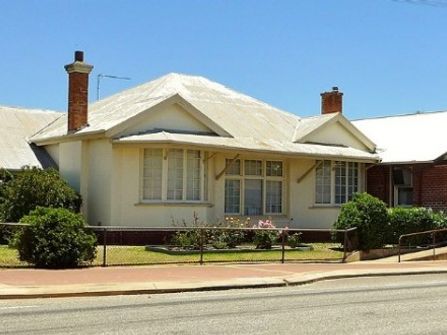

left=315, top=160, right=360, bottom=205
left=224, top=159, right=284, bottom=215
left=142, top=148, right=206, bottom=202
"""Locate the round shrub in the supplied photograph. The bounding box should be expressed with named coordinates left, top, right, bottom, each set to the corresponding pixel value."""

left=16, top=207, right=97, bottom=268
left=334, top=193, right=388, bottom=250
left=0, top=167, right=81, bottom=223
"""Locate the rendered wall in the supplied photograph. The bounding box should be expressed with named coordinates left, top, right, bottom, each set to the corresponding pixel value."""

left=58, top=141, right=82, bottom=192
left=84, top=139, right=113, bottom=226
left=305, top=121, right=369, bottom=151
left=109, top=146, right=366, bottom=229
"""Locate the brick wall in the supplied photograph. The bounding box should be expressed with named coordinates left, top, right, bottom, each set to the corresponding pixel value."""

left=366, top=165, right=391, bottom=206
left=413, top=164, right=447, bottom=211
left=366, top=163, right=447, bottom=211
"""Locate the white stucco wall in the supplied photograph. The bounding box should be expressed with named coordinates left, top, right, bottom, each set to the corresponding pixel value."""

left=83, top=139, right=112, bottom=226
left=58, top=141, right=82, bottom=192
left=109, top=145, right=212, bottom=227
left=120, top=103, right=214, bottom=137
left=306, top=121, right=368, bottom=151
left=106, top=146, right=366, bottom=229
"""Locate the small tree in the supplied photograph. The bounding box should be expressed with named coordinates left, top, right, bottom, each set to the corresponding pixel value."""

left=0, top=167, right=81, bottom=222
left=16, top=207, right=97, bottom=268
left=334, top=193, right=388, bottom=250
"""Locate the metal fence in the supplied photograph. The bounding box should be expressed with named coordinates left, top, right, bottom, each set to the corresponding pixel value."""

left=0, top=222, right=358, bottom=268
left=398, top=228, right=447, bottom=262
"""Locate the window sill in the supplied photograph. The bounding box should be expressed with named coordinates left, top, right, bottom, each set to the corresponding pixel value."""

left=135, top=201, right=214, bottom=207
left=308, top=205, right=342, bottom=209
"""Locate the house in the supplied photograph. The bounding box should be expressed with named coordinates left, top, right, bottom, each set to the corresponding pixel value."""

left=0, top=106, right=60, bottom=172
left=13, top=51, right=378, bottom=229
left=353, top=112, right=447, bottom=210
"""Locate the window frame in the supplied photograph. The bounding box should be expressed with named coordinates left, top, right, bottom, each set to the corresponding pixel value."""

left=393, top=166, right=413, bottom=207
left=224, top=159, right=285, bottom=216
left=314, top=160, right=361, bottom=206
left=140, top=148, right=206, bottom=203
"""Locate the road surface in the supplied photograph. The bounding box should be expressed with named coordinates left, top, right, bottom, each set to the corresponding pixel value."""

left=1, top=274, right=447, bottom=334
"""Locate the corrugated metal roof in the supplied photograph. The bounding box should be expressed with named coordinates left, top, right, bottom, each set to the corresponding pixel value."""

left=0, top=106, right=61, bottom=170
left=353, top=110, right=447, bottom=164
left=30, top=72, right=376, bottom=161
left=31, top=73, right=301, bottom=143
left=114, top=131, right=378, bottom=161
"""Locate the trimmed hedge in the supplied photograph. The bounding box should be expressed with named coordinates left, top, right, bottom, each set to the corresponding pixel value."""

left=15, top=207, right=97, bottom=268
left=334, top=193, right=447, bottom=250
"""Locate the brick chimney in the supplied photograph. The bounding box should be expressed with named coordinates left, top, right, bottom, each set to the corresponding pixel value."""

left=64, top=51, right=93, bottom=133
left=321, top=87, right=343, bottom=114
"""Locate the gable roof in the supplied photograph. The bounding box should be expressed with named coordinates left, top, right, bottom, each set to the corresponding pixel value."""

left=0, top=106, right=61, bottom=170
left=30, top=73, right=378, bottom=162
left=353, top=110, right=447, bottom=164
left=293, top=112, right=376, bottom=151
left=31, top=73, right=300, bottom=143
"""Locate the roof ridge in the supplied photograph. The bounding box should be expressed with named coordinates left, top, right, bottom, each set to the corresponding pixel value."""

left=0, top=104, right=61, bottom=114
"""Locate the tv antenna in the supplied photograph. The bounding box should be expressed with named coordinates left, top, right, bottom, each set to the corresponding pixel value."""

left=96, top=74, right=131, bottom=100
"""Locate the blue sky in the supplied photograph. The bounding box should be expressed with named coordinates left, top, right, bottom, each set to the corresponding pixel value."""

left=0, top=0, right=446, bottom=119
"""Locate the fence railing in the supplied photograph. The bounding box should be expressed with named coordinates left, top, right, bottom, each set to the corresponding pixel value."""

left=0, top=223, right=358, bottom=267
left=398, top=228, right=447, bottom=263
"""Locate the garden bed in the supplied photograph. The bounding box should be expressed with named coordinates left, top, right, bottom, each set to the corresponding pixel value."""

left=145, top=244, right=313, bottom=255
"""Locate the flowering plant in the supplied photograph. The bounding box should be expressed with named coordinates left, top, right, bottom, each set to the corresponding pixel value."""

left=253, top=219, right=278, bottom=249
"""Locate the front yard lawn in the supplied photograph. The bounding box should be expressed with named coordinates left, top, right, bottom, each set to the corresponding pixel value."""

left=0, top=243, right=343, bottom=267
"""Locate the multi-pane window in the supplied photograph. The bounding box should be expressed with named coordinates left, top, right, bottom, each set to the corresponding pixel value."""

left=142, top=149, right=163, bottom=200
left=142, top=149, right=204, bottom=202
left=186, top=150, right=201, bottom=201
left=224, top=159, right=284, bottom=215
left=316, top=160, right=360, bottom=205
left=315, top=160, right=331, bottom=204
left=167, top=149, right=184, bottom=200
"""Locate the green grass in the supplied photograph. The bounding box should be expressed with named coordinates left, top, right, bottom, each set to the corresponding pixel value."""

left=0, top=244, right=343, bottom=268
left=0, top=245, right=29, bottom=267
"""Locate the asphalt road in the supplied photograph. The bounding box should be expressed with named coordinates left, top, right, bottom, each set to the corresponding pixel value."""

left=2, top=274, right=447, bottom=334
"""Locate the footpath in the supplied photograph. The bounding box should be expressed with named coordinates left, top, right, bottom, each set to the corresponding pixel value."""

left=1, top=260, right=447, bottom=299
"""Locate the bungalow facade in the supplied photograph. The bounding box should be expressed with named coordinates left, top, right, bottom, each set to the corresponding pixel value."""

left=354, top=112, right=447, bottom=211
left=24, top=51, right=378, bottom=229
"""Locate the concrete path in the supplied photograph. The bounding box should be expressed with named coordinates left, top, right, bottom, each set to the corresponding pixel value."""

left=368, top=246, right=447, bottom=263
left=1, top=260, right=447, bottom=299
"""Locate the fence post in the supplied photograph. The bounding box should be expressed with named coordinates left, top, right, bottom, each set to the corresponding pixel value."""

left=102, top=228, right=107, bottom=267
left=342, top=229, right=348, bottom=263
left=398, top=236, right=401, bottom=263
left=199, top=228, right=204, bottom=265
left=433, top=231, right=436, bottom=260
left=281, top=229, right=286, bottom=264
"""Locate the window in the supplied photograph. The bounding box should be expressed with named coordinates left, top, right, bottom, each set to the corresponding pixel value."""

left=315, top=160, right=360, bottom=205
left=142, top=149, right=163, bottom=200
left=142, top=149, right=205, bottom=202
left=224, top=159, right=284, bottom=215
left=393, top=167, right=413, bottom=206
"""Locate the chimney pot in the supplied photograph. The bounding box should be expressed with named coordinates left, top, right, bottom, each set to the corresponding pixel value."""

left=74, top=50, right=84, bottom=62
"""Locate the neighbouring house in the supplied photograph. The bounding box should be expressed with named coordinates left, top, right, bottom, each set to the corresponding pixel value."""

left=24, top=51, right=378, bottom=229
left=354, top=111, right=447, bottom=211
left=0, top=106, right=60, bottom=172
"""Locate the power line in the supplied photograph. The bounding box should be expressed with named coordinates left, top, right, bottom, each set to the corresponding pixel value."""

left=392, top=0, right=447, bottom=7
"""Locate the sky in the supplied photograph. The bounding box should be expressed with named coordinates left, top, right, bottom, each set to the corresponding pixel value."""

left=0, top=0, right=446, bottom=120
